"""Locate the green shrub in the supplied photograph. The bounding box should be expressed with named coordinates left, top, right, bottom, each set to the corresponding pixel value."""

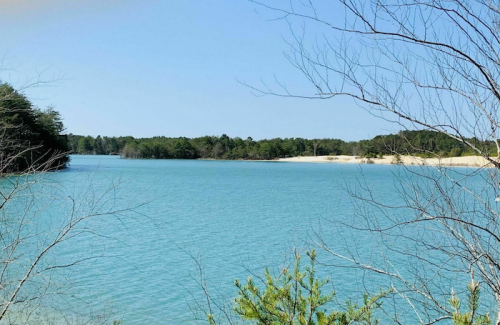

left=208, top=251, right=390, bottom=325
left=450, top=280, right=491, bottom=325
left=392, top=153, right=403, bottom=164
left=448, top=147, right=463, bottom=157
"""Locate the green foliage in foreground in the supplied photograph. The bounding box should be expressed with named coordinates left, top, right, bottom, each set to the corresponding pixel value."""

left=203, top=251, right=493, bottom=325
left=208, top=250, right=390, bottom=325
left=68, top=130, right=499, bottom=160
left=450, top=281, right=491, bottom=325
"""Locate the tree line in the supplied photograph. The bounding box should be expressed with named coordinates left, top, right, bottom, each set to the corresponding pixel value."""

left=68, top=130, right=497, bottom=160
left=1, top=78, right=492, bottom=164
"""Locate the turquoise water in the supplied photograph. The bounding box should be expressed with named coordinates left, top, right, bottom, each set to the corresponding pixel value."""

left=31, top=155, right=479, bottom=323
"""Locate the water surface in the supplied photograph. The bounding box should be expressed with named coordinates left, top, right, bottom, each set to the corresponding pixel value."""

left=38, top=155, right=477, bottom=323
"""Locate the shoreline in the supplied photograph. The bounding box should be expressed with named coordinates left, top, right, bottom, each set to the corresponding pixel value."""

left=73, top=154, right=496, bottom=167
left=276, top=155, right=495, bottom=167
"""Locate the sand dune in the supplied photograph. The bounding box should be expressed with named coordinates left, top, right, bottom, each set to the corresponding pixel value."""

left=277, top=155, right=495, bottom=167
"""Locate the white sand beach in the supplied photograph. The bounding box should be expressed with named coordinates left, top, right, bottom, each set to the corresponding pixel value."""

left=277, top=155, right=496, bottom=167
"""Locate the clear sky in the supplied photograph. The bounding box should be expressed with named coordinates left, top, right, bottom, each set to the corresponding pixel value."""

left=0, top=0, right=396, bottom=140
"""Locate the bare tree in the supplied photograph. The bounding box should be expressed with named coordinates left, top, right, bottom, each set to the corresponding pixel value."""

left=0, top=78, right=141, bottom=324
left=244, top=0, right=500, bottom=324
left=0, top=161, right=138, bottom=324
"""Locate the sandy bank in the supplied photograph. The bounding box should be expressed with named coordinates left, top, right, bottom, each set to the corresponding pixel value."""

left=277, top=155, right=495, bottom=167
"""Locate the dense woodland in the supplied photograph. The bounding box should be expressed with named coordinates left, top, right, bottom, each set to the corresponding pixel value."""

left=68, top=131, right=495, bottom=160
left=0, top=83, right=69, bottom=172
left=1, top=81, right=493, bottom=165
left=0, top=79, right=492, bottom=165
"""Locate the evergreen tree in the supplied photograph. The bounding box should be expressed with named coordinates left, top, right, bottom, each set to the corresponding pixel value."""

left=0, top=83, right=69, bottom=171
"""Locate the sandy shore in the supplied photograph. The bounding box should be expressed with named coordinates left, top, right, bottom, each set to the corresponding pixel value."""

left=277, top=155, right=495, bottom=167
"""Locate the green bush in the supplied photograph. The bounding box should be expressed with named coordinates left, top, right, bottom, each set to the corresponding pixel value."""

left=208, top=251, right=389, bottom=325
left=448, top=147, right=463, bottom=157
left=450, top=280, right=490, bottom=325
left=392, top=153, right=403, bottom=164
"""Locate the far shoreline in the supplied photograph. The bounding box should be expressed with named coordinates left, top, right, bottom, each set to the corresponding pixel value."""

left=275, top=155, right=496, bottom=168
left=72, top=154, right=497, bottom=167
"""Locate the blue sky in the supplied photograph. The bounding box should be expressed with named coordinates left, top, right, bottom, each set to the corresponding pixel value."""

left=0, top=0, right=395, bottom=140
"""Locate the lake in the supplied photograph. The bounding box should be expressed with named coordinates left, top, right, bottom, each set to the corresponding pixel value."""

left=32, top=155, right=478, bottom=324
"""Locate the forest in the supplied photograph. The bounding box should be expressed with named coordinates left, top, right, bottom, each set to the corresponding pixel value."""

left=2, top=77, right=492, bottom=166
left=68, top=131, right=494, bottom=160
left=2, top=77, right=489, bottom=164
